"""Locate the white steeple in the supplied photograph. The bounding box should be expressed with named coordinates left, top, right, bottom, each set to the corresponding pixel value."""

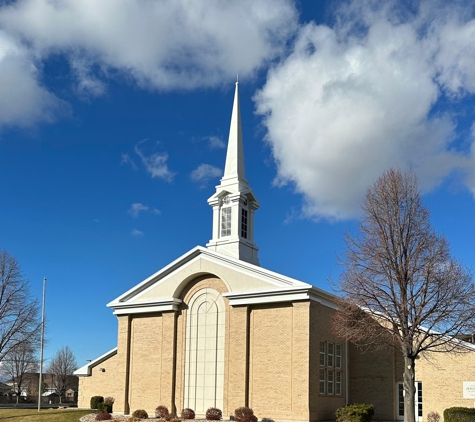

left=206, top=82, right=260, bottom=265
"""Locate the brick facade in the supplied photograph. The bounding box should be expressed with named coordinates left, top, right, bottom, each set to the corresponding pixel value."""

left=77, top=271, right=475, bottom=422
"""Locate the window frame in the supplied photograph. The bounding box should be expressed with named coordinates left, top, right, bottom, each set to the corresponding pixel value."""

left=221, top=207, right=232, bottom=237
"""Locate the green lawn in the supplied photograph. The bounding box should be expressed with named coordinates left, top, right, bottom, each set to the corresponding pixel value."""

left=0, top=408, right=93, bottom=422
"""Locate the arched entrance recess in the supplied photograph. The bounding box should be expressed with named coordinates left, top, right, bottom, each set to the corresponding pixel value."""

left=184, top=288, right=225, bottom=414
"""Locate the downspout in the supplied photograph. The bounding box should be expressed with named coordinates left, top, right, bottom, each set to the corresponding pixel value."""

left=345, top=340, right=349, bottom=405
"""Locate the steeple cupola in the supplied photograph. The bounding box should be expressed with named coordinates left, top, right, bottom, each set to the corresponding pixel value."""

left=206, top=82, right=260, bottom=265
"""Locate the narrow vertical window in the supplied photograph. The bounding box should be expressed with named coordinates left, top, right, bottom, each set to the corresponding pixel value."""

left=336, top=344, right=342, bottom=368
left=319, top=341, right=326, bottom=366
left=398, top=383, right=404, bottom=417
left=327, top=343, right=334, bottom=367
left=221, top=207, right=231, bottom=236
left=417, top=382, right=423, bottom=417
left=327, top=370, right=334, bottom=394
left=241, top=208, right=248, bottom=238
left=336, top=371, right=342, bottom=395
left=319, top=369, right=325, bottom=394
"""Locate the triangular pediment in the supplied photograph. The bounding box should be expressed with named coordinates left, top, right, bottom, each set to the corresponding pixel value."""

left=107, top=246, right=337, bottom=315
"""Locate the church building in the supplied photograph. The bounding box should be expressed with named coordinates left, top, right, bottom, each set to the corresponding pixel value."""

left=75, top=83, right=475, bottom=422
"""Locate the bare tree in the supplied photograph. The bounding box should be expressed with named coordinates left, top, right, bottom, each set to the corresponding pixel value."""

left=47, top=346, right=78, bottom=403
left=334, top=168, right=475, bottom=422
left=0, top=341, right=39, bottom=403
left=0, top=250, right=40, bottom=362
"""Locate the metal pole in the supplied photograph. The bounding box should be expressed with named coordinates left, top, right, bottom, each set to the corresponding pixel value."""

left=37, top=277, right=46, bottom=412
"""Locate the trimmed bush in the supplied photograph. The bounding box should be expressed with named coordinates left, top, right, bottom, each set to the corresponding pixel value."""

left=427, top=411, right=441, bottom=422
left=206, top=407, right=223, bottom=421
left=336, top=403, right=375, bottom=422
left=444, top=407, right=475, bottom=422
left=132, top=409, right=149, bottom=419
left=91, top=396, right=104, bottom=410
left=95, top=412, right=112, bottom=421
left=235, top=407, right=254, bottom=422
left=156, top=405, right=170, bottom=419
left=104, top=396, right=115, bottom=405
left=181, top=408, right=196, bottom=420
left=98, top=402, right=113, bottom=413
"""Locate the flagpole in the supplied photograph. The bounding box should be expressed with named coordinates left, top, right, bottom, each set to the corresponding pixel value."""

left=37, top=277, right=46, bottom=412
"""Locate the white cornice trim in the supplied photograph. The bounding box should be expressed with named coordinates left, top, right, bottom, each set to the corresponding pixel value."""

left=223, top=286, right=339, bottom=309
left=74, top=347, right=118, bottom=376
left=110, top=298, right=182, bottom=315
left=106, top=246, right=339, bottom=310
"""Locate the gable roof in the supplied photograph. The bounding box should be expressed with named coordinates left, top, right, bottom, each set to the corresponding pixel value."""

left=74, top=347, right=118, bottom=376
left=107, top=246, right=338, bottom=315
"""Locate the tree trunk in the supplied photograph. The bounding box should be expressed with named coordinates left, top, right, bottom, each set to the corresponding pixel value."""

left=403, top=356, right=416, bottom=422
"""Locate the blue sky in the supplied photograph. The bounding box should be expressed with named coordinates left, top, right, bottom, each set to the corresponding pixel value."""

left=0, top=0, right=473, bottom=368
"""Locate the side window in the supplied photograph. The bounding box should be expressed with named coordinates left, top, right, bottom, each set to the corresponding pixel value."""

left=327, top=343, right=334, bottom=367
left=319, top=369, right=326, bottom=394
left=336, top=344, right=342, bottom=368
left=319, top=341, right=326, bottom=366
left=319, top=341, right=343, bottom=395
left=327, top=370, right=334, bottom=394
left=241, top=208, right=248, bottom=238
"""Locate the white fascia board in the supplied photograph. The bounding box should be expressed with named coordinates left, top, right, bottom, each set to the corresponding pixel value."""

left=110, top=298, right=182, bottom=315
left=107, top=246, right=204, bottom=306
left=223, top=286, right=339, bottom=309
left=74, top=347, right=118, bottom=377
left=107, top=245, right=338, bottom=308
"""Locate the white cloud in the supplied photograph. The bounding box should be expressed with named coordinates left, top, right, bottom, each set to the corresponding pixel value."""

left=0, top=29, right=68, bottom=129
left=0, top=0, right=297, bottom=129
left=134, top=143, right=175, bottom=182
left=205, top=136, right=226, bottom=150
left=128, top=203, right=148, bottom=218
left=128, top=202, right=161, bottom=218
left=190, top=164, right=222, bottom=187
left=131, top=228, right=143, bottom=236
left=255, top=0, right=475, bottom=220
left=120, top=153, right=137, bottom=170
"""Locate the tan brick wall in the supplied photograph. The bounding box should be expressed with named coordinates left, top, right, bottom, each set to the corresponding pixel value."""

left=416, top=347, right=475, bottom=419
left=349, top=344, right=401, bottom=421
left=128, top=313, right=164, bottom=414
left=248, top=301, right=310, bottom=421
left=77, top=352, right=120, bottom=408
left=309, top=302, right=346, bottom=421
left=226, top=305, right=249, bottom=417
left=77, top=315, right=130, bottom=411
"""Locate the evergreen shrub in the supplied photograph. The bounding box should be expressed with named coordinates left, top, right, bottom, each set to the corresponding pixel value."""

left=91, top=396, right=104, bottom=410
left=336, top=403, right=375, bottom=422
left=98, top=402, right=113, bottom=413
left=444, top=407, right=475, bottom=422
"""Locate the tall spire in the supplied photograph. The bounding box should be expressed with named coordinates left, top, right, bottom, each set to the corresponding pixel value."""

left=206, top=82, right=260, bottom=265
left=222, top=81, right=247, bottom=188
